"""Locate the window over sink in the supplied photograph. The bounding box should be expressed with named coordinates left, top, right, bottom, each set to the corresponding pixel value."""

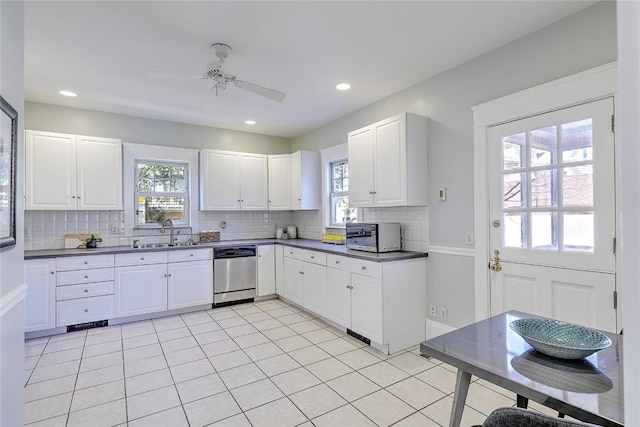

left=135, top=160, right=189, bottom=227
left=330, top=160, right=357, bottom=226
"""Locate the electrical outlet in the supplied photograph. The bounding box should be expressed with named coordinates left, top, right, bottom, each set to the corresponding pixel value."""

left=465, top=231, right=474, bottom=245
left=24, top=227, right=31, bottom=237
left=430, top=304, right=437, bottom=317
left=439, top=307, right=448, bottom=320
left=110, top=223, right=124, bottom=234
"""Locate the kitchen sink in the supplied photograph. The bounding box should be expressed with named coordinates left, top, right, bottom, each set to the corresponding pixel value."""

left=172, top=242, right=199, bottom=247
left=131, top=243, right=168, bottom=249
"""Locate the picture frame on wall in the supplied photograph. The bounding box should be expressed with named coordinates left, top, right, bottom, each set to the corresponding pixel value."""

left=0, top=96, right=18, bottom=251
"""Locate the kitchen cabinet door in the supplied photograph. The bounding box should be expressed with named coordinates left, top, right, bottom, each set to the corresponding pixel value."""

left=373, top=117, right=406, bottom=207
left=347, top=127, right=375, bottom=207
left=275, top=244, right=284, bottom=296
left=239, top=153, right=268, bottom=210
left=76, top=135, right=123, bottom=210
left=167, top=260, right=213, bottom=309
left=114, top=263, right=167, bottom=317
left=25, top=130, right=77, bottom=210
left=268, top=154, right=291, bottom=210
left=325, top=267, right=351, bottom=329
left=291, top=150, right=321, bottom=210
left=24, top=259, right=57, bottom=332
left=283, top=256, right=303, bottom=305
left=302, top=261, right=327, bottom=318
left=257, top=245, right=276, bottom=296
left=200, top=149, right=241, bottom=210
left=350, top=273, right=383, bottom=345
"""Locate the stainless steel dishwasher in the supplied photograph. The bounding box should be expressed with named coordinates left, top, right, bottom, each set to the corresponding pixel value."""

left=213, top=245, right=257, bottom=307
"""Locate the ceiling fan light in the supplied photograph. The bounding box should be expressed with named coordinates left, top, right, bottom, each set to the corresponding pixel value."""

left=336, top=83, right=351, bottom=91
left=59, top=90, right=77, bottom=97
left=245, top=120, right=256, bottom=125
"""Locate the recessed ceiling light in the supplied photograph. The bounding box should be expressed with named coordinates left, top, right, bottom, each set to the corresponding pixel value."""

left=336, top=83, right=351, bottom=91
left=245, top=120, right=256, bottom=125
left=59, top=90, right=77, bottom=97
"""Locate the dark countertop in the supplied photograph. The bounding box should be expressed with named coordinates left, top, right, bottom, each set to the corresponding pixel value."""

left=25, top=238, right=428, bottom=263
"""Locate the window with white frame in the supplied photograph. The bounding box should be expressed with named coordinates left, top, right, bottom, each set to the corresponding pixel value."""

left=134, top=160, right=189, bottom=227
left=330, top=160, right=357, bottom=225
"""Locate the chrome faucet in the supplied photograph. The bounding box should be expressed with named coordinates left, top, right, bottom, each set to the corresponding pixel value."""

left=160, top=219, right=175, bottom=245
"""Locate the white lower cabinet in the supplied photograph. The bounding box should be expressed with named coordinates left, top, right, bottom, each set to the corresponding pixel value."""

left=301, top=262, right=327, bottom=318
left=114, top=262, right=168, bottom=317
left=325, top=267, right=352, bottom=330
left=283, top=256, right=303, bottom=305
left=275, top=244, right=284, bottom=295
left=350, top=273, right=383, bottom=345
left=24, top=259, right=57, bottom=332
left=257, top=245, right=276, bottom=297
left=167, top=259, right=213, bottom=310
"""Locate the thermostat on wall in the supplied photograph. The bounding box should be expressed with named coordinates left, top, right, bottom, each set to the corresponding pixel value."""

left=438, top=187, right=446, bottom=202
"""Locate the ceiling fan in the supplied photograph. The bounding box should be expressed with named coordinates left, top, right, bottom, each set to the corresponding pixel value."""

left=202, top=43, right=286, bottom=102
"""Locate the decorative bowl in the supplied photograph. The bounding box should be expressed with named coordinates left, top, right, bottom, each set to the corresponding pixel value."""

left=509, top=318, right=612, bottom=360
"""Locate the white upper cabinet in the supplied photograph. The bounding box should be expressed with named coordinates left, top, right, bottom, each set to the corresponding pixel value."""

left=268, top=154, right=292, bottom=210
left=348, top=113, right=428, bottom=208
left=291, top=150, right=320, bottom=210
left=200, top=149, right=268, bottom=211
left=25, top=130, right=123, bottom=210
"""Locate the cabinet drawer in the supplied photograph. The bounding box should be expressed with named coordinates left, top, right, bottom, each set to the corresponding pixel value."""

left=283, top=247, right=326, bottom=265
left=56, top=295, right=114, bottom=327
left=56, top=281, right=114, bottom=301
left=168, top=248, right=213, bottom=263
left=57, top=254, right=114, bottom=271
left=56, top=268, right=114, bottom=286
left=115, top=251, right=168, bottom=267
left=327, top=254, right=381, bottom=278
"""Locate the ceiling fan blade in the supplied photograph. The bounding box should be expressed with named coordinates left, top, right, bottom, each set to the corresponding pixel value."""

left=234, top=80, right=286, bottom=102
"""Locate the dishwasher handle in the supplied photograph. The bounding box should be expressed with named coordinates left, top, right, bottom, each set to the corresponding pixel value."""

left=214, top=246, right=257, bottom=258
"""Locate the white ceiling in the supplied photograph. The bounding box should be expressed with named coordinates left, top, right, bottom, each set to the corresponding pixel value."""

left=24, top=1, right=596, bottom=139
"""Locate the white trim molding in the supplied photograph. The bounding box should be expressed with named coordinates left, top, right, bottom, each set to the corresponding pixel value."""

left=472, top=62, right=618, bottom=322
left=427, top=245, right=474, bottom=258
left=0, top=284, right=27, bottom=318
left=425, top=318, right=456, bottom=340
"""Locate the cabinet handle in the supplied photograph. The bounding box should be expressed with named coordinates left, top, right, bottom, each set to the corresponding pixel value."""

left=238, top=200, right=241, bottom=202
left=361, top=266, right=366, bottom=270
left=84, top=275, right=88, bottom=279
left=141, top=257, right=144, bottom=261
left=84, top=261, right=88, bottom=265
left=84, top=289, right=88, bottom=293
left=335, top=261, right=340, bottom=264
left=310, top=256, right=315, bottom=259
left=299, top=271, right=304, bottom=275
left=72, top=196, right=76, bottom=199
left=84, top=309, right=88, bottom=312
left=50, top=271, right=55, bottom=275
left=77, top=196, right=81, bottom=199
left=168, top=274, right=172, bottom=277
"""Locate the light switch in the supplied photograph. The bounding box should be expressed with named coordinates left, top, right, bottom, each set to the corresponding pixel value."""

left=438, top=187, right=446, bottom=202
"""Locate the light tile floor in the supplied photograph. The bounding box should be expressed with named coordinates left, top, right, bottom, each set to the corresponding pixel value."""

left=24, top=298, right=529, bottom=426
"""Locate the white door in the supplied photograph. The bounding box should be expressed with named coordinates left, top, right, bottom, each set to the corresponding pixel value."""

left=351, top=273, right=383, bottom=344
left=488, top=98, right=617, bottom=332
left=167, top=260, right=213, bottom=309
left=348, top=126, right=375, bottom=207
left=302, top=262, right=327, bottom=317
left=257, top=245, right=276, bottom=296
left=325, top=266, right=351, bottom=329
left=114, top=264, right=167, bottom=317
left=76, top=135, right=122, bottom=210
left=200, top=150, right=240, bottom=210
left=268, top=154, right=291, bottom=210
left=24, top=259, right=57, bottom=332
left=374, top=116, right=406, bottom=207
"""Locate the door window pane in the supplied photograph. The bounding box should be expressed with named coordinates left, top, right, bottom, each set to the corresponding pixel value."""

left=530, top=126, right=556, bottom=167
left=503, top=173, right=523, bottom=208
left=504, top=212, right=526, bottom=248
left=562, top=119, right=593, bottom=163
left=563, top=165, right=593, bottom=207
left=563, top=212, right=594, bottom=252
left=530, top=169, right=556, bottom=208
left=503, top=133, right=525, bottom=170
left=531, top=211, right=557, bottom=250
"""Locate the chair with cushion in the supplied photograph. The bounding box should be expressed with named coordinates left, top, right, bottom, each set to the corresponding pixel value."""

left=477, top=407, right=599, bottom=427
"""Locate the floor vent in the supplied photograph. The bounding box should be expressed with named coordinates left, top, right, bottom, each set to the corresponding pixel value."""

left=67, top=319, right=108, bottom=332
left=347, top=328, right=371, bottom=345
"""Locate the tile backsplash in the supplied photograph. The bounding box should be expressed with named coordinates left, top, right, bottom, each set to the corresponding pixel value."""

left=24, top=206, right=428, bottom=252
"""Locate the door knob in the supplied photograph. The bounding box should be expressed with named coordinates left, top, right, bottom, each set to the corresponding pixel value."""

left=492, top=219, right=501, bottom=228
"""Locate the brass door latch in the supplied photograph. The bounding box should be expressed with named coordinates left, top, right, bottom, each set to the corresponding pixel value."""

left=490, top=249, right=502, bottom=272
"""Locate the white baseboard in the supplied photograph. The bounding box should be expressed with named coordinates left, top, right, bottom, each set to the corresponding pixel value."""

left=425, top=318, right=456, bottom=340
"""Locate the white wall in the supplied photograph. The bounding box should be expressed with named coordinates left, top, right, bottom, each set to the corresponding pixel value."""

left=25, top=101, right=292, bottom=154
left=0, top=2, right=25, bottom=426
left=292, top=1, right=617, bottom=328
left=617, top=2, right=640, bottom=425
